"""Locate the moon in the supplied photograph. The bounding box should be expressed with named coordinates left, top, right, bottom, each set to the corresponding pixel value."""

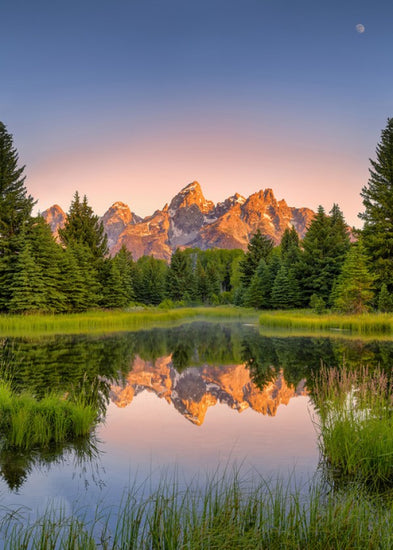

left=356, top=23, right=365, bottom=33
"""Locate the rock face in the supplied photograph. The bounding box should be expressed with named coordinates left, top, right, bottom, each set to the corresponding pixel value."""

left=41, top=204, right=66, bottom=240
left=110, top=355, right=307, bottom=426
left=100, top=202, right=142, bottom=250
left=43, top=181, right=315, bottom=260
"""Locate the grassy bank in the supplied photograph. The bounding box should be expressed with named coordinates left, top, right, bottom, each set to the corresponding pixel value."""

left=2, top=475, right=393, bottom=549
left=0, top=306, right=257, bottom=337
left=259, top=309, right=393, bottom=335
left=313, top=366, right=393, bottom=488
left=0, top=382, right=97, bottom=449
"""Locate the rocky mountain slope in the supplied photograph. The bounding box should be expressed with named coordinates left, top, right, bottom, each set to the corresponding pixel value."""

left=42, top=181, right=315, bottom=260
left=109, top=355, right=307, bottom=425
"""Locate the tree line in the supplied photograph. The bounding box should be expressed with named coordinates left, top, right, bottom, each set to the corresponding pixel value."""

left=1, top=118, right=393, bottom=314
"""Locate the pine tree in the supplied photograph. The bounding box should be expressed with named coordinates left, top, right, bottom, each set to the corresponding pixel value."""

left=195, top=258, right=209, bottom=303
left=134, top=256, right=167, bottom=305
left=0, top=122, right=35, bottom=310
left=280, top=227, right=300, bottom=265
left=245, top=259, right=272, bottom=309
left=59, top=192, right=108, bottom=260
left=166, top=249, right=194, bottom=302
left=378, top=283, right=393, bottom=313
left=271, top=266, right=300, bottom=309
left=100, top=247, right=135, bottom=308
left=58, top=247, right=88, bottom=311
left=331, top=243, right=374, bottom=314
left=300, top=205, right=350, bottom=305
left=29, top=216, right=67, bottom=312
left=360, top=118, right=393, bottom=291
left=205, top=261, right=221, bottom=302
left=239, top=230, right=274, bottom=288
left=63, top=244, right=101, bottom=310
left=113, top=245, right=135, bottom=303
left=9, top=242, right=47, bottom=313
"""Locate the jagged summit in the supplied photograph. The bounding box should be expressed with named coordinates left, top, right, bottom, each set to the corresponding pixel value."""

left=168, top=181, right=214, bottom=216
left=42, top=182, right=315, bottom=260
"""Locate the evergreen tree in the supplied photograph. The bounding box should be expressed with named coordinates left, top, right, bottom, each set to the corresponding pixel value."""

left=378, top=283, right=393, bottom=313
left=245, top=259, right=272, bottom=309
left=300, top=205, right=350, bottom=305
left=100, top=246, right=135, bottom=308
left=9, top=242, right=47, bottom=313
left=0, top=122, right=35, bottom=310
left=65, top=244, right=101, bottom=310
left=280, top=227, right=300, bottom=265
left=360, top=118, right=393, bottom=291
left=195, top=258, right=209, bottom=303
left=166, top=249, right=194, bottom=301
left=134, top=256, right=167, bottom=305
left=239, top=230, right=274, bottom=287
left=59, top=192, right=108, bottom=260
left=28, top=216, right=67, bottom=312
left=205, top=261, right=221, bottom=302
left=309, top=293, right=326, bottom=314
left=331, top=243, right=374, bottom=314
left=271, top=266, right=300, bottom=309
left=113, top=245, right=135, bottom=303
left=58, top=247, right=88, bottom=312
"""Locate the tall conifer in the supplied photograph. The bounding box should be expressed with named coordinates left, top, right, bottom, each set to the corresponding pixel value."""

left=0, top=122, right=35, bottom=310
left=360, top=118, right=393, bottom=290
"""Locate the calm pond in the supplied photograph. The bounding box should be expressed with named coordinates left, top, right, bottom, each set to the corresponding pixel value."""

left=1, top=321, right=392, bottom=519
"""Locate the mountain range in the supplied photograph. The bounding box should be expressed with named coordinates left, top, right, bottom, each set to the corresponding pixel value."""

left=42, top=181, right=315, bottom=260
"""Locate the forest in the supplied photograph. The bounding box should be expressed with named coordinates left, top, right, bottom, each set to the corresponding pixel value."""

left=1, top=118, right=393, bottom=315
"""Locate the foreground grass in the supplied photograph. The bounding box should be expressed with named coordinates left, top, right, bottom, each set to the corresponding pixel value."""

left=0, top=306, right=257, bottom=337
left=259, top=309, right=393, bottom=335
left=0, top=381, right=97, bottom=449
left=313, top=366, right=393, bottom=488
left=2, top=475, right=393, bottom=549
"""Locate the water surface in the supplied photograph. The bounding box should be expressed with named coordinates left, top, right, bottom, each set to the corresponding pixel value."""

left=1, top=322, right=391, bottom=517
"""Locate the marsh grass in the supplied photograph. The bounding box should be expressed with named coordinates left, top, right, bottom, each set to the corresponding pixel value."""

left=313, top=366, right=393, bottom=487
left=259, top=309, right=393, bottom=335
left=1, top=474, right=393, bottom=549
left=0, top=381, right=97, bottom=449
left=0, top=306, right=257, bottom=337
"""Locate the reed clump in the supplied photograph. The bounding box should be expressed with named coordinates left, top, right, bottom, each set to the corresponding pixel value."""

left=0, top=381, right=97, bottom=449
left=313, top=365, right=393, bottom=487
left=2, top=476, right=393, bottom=549
left=0, top=306, right=257, bottom=337
left=259, top=310, right=393, bottom=335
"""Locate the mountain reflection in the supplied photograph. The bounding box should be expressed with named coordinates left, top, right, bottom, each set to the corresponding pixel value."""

left=110, top=358, right=307, bottom=425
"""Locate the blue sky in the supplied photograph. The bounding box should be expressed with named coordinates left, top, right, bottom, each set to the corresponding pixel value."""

left=2, top=0, right=393, bottom=226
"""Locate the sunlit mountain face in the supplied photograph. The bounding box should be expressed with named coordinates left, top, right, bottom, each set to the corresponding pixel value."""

left=43, top=182, right=315, bottom=260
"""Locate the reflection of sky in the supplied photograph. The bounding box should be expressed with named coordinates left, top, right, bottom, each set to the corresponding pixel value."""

left=0, top=389, right=319, bottom=520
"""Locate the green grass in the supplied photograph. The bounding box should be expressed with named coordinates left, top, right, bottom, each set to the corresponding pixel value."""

left=0, top=306, right=258, bottom=337
left=0, top=381, right=98, bottom=449
left=1, top=474, right=393, bottom=549
left=259, top=309, right=393, bottom=335
left=313, top=365, right=393, bottom=487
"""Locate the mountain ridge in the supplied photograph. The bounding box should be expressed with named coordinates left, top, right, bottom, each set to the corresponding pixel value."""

left=42, top=181, right=315, bottom=260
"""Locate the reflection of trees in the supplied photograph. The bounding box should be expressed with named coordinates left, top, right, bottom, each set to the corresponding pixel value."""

left=132, top=323, right=244, bottom=368
left=241, top=333, right=278, bottom=389
left=171, top=341, right=194, bottom=371
left=0, top=435, right=101, bottom=491
left=0, top=334, right=137, bottom=416
left=242, top=333, right=393, bottom=392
